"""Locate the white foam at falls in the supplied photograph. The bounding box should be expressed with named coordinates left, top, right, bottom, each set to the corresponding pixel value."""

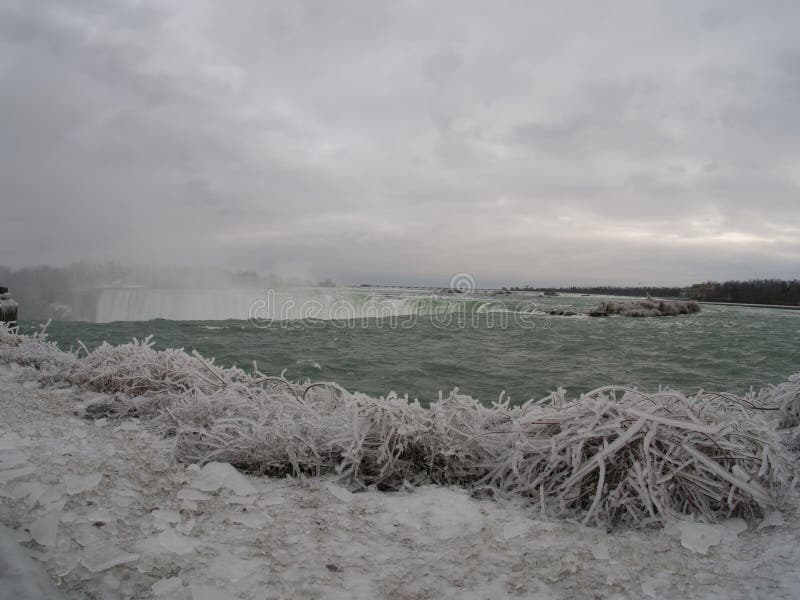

left=95, top=288, right=261, bottom=322
left=93, top=287, right=492, bottom=322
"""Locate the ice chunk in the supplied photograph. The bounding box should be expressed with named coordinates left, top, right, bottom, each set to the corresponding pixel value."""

left=188, top=462, right=255, bottom=496
left=591, top=541, right=611, bottom=560
left=153, top=576, right=184, bottom=596
left=0, top=524, right=69, bottom=599
left=84, top=508, right=114, bottom=524
left=101, top=573, right=121, bottom=590
left=38, top=484, right=65, bottom=506
left=177, top=517, right=196, bottom=535
left=178, top=488, right=212, bottom=502
left=114, top=421, right=141, bottom=432
left=758, top=511, right=785, bottom=530
left=500, top=519, right=530, bottom=540
left=191, top=585, right=241, bottom=600
left=8, top=481, right=45, bottom=504
left=721, top=518, right=747, bottom=543
left=227, top=510, right=272, bottom=529
left=0, top=432, right=30, bottom=450
left=225, top=495, right=256, bottom=506
left=30, top=510, right=61, bottom=547
left=54, top=552, right=80, bottom=577
left=0, top=449, right=29, bottom=470
left=257, top=496, right=285, bottom=507
left=642, top=574, right=671, bottom=598
left=326, top=482, right=354, bottom=503
left=152, top=509, right=182, bottom=529
left=81, top=542, right=140, bottom=572
left=209, top=554, right=262, bottom=582
left=65, top=472, right=103, bottom=495
left=0, top=465, right=35, bottom=484
left=42, top=498, right=66, bottom=512
left=157, top=529, right=199, bottom=555
left=13, top=528, right=32, bottom=543
left=677, top=522, right=724, bottom=555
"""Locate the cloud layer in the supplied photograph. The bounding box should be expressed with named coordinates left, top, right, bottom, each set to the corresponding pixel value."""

left=2, top=0, right=799, bottom=286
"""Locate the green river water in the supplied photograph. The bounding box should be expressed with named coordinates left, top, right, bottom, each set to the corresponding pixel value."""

left=19, top=292, right=800, bottom=405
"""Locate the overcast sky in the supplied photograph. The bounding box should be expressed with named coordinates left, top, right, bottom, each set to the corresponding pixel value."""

left=1, top=1, right=799, bottom=286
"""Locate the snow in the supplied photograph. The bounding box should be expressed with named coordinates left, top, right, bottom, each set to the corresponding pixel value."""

left=145, top=528, right=200, bottom=555
left=187, top=462, right=256, bottom=496
left=2, top=363, right=800, bottom=598
left=325, top=482, right=354, bottom=503
left=0, top=465, right=35, bottom=484
left=677, top=522, right=725, bottom=555
left=0, top=525, right=68, bottom=600
left=64, top=472, right=103, bottom=495
left=759, top=510, right=786, bottom=530
left=80, top=542, right=140, bottom=572
left=191, top=585, right=242, bottom=600
left=152, top=576, right=184, bottom=596
left=29, top=510, right=61, bottom=547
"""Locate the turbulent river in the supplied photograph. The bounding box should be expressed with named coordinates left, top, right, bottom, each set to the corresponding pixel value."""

left=19, top=287, right=800, bottom=405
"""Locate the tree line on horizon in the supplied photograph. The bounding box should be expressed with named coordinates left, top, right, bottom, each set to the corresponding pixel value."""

left=535, top=279, right=800, bottom=306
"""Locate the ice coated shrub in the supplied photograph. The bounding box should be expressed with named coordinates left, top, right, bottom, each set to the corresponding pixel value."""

left=589, top=299, right=701, bottom=317
left=746, top=373, right=800, bottom=430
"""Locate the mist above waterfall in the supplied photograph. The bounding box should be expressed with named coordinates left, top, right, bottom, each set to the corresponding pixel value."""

left=0, top=263, right=330, bottom=321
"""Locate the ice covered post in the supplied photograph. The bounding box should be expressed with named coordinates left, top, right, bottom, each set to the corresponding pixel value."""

left=0, top=286, right=18, bottom=323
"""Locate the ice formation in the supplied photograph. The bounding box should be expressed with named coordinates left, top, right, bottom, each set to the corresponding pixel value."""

left=588, top=298, right=701, bottom=317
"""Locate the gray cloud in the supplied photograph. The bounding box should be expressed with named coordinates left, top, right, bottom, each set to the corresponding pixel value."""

left=1, top=0, right=799, bottom=287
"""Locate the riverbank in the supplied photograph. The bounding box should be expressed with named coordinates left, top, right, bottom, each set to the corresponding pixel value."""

left=2, top=371, right=800, bottom=599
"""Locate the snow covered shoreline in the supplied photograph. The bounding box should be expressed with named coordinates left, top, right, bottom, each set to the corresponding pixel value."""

left=2, top=374, right=800, bottom=599
left=2, top=327, right=800, bottom=598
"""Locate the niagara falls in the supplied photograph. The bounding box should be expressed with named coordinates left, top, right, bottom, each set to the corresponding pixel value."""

left=2, top=2, right=800, bottom=599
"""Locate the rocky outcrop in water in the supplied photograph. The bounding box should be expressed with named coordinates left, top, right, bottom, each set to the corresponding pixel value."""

left=589, top=298, right=700, bottom=317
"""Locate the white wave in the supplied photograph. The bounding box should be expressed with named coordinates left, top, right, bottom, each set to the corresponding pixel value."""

left=93, top=287, right=516, bottom=323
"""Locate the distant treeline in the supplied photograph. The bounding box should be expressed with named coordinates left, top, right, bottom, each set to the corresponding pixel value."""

left=529, top=285, right=686, bottom=298
left=685, top=279, right=800, bottom=306
left=532, top=279, right=800, bottom=306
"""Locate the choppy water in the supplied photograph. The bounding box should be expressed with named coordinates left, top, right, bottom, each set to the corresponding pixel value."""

left=20, top=289, right=800, bottom=404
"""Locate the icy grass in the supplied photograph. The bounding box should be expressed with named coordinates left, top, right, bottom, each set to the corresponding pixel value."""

left=1, top=323, right=797, bottom=528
